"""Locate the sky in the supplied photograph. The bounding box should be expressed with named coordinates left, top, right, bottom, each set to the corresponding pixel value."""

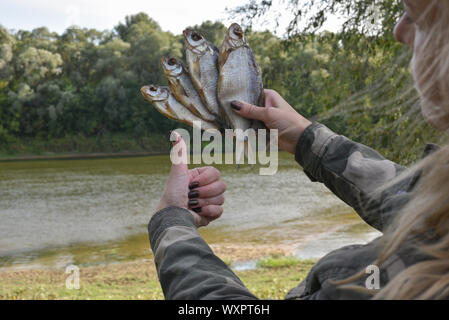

left=0, top=0, right=342, bottom=36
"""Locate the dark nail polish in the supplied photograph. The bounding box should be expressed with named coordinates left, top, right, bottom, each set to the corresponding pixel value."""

left=189, top=182, right=199, bottom=190
left=231, top=101, right=242, bottom=111
left=188, top=199, right=199, bottom=207
left=188, top=190, right=199, bottom=199
left=192, top=207, right=202, bottom=213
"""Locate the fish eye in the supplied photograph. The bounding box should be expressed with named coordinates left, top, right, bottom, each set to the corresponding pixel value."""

left=168, top=58, right=177, bottom=66
left=191, top=32, right=202, bottom=41
left=149, top=86, right=157, bottom=92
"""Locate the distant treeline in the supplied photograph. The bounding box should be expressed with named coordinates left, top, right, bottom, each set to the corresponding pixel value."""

left=0, top=13, right=445, bottom=162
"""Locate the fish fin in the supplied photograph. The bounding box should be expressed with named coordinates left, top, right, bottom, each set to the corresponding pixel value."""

left=235, top=139, right=256, bottom=169
left=172, top=78, right=190, bottom=98
left=192, top=60, right=201, bottom=80
left=218, top=48, right=234, bottom=70
left=187, top=103, right=202, bottom=118
left=164, top=102, right=180, bottom=121
left=181, top=84, right=190, bottom=98
left=235, top=138, right=245, bottom=168
left=245, top=140, right=256, bottom=168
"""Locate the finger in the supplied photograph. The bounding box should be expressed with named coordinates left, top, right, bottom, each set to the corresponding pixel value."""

left=169, top=131, right=188, bottom=177
left=188, top=195, right=224, bottom=208
left=264, top=89, right=296, bottom=113
left=188, top=180, right=226, bottom=199
left=230, top=100, right=268, bottom=121
left=191, top=212, right=210, bottom=228
left=263, top=89, right=281, bottom=109
left=195, top=205, right=223, bottom=220
left=188, top=166, right=211, bottom=180
left=188, top=167, right=221, bottom=189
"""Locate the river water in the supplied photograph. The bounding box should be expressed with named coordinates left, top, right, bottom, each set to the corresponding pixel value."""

left=0, top=152, right=381, bottom=269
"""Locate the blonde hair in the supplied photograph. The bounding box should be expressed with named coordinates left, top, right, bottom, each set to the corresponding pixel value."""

left=412, top=0, right=449, bottom=130
left=374, top=146, right=449, bottom=299
left=336, top=0, right=449, bottom=299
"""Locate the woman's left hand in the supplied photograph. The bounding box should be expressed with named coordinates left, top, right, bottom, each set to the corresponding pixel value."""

left=156, top=131, right=226, bottom=227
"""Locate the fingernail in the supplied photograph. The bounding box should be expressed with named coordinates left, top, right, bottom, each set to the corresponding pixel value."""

left=192, top=207, right=202, bottom=213
left=188, top=199, right=199, bottom=207
left=231, top=101, right=242, bottom=111
left=188, top=190, right=199, bottom=199
left=189, top=182, right=199, bottom=189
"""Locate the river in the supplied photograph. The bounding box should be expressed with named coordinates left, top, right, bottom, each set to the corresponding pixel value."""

left=0, top=152, right=381, bottom=269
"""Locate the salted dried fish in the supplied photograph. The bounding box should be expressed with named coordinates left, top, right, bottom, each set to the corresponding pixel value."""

left=218, top=23, right=265, bottom=165
left=218, top=23, right=265, bottom=131
left=161, top=57, right=216, bottom=123
left=141, top=85, right=220, bottom=132
left=183, top=29, right=224, bottom=124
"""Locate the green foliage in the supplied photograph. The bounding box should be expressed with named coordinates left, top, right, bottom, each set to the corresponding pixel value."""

left=229, top=0, right=403, bottom=44
left=0, top=13, right=180, bottom=148
left=230, top=0, right=447, bottom=164
left=1, top=8, right=445, bottom=163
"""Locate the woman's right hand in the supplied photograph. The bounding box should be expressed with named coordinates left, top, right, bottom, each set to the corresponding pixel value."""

left=231, top=89, right=312, bottom=154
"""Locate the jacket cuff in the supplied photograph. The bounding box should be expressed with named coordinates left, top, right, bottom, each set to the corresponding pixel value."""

left=148, top=206, right=196, bottom=253
left=295, top=122, right=337, bottom=181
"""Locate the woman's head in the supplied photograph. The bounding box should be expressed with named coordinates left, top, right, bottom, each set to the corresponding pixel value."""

left=394, top=0, right=449, bottom=131
left=334, top=1, right=449, bottom=300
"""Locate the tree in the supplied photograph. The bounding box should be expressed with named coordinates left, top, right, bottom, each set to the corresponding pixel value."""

left=228, top=0, right=403, bottom=43
left=0, top=25, right=14, bottom=88
left=16, top=47, right=62, bottom=86
left=115, top=12, right=161, bottom=42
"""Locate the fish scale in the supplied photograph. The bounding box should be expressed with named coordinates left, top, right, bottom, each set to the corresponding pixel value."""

left=161, top=57, right=216, bottom=123
left=184, top=29, right=229, bottom=129
left=219, top=48, right=260, bottom=131
left=141, top=85, right=220, bottom=132
left=216, top=24, right=266, bottom=165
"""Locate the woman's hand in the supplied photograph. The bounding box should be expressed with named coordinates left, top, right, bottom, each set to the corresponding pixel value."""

left=230, top=89, right=312, bottom=154
left=156, top=131, right=226, bottom=227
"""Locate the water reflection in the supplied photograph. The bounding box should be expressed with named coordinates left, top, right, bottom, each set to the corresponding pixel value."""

left=0, top=153, right=381, bottom=268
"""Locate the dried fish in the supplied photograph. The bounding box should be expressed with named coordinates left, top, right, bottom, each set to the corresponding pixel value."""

left=141, top=85, right=220, bottom=132
left=183, top=29, right=224, bottom=124
left=161, top=57, right=216, bottom=123
left=218, top=23, right=265, bottom=132
left=218, top=23, right=265, bottom=165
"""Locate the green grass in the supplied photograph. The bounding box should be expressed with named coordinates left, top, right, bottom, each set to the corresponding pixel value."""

left=0, top=256, right=316, bottom=300
left=257, top=255, right=306, bottom=268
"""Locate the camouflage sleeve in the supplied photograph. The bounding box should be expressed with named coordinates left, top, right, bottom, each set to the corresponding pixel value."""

left=148, top=206, right=258, bottom=300
left=295, top=122, right=414, bottom=232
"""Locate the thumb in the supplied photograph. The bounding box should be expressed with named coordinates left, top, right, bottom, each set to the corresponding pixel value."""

left=231, top=100, right=267, bottom=122
left=169, top=131, right=188, bottom=177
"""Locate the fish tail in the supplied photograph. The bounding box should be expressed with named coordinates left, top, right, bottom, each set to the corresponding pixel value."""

left=235, top=140, right=244, bottom=169
left=235, top=139, right=255, bottom=169
left=235, top=136, right=246, bottom=168
left=244, top=141, right=256, bottom=169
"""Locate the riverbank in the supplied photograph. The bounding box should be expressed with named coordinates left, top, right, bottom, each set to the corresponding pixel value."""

left=0, top=132, right=170, bottom=161
left=0, top=151, right=167, bottom=162
left=0, top=246, right=316, bottom=300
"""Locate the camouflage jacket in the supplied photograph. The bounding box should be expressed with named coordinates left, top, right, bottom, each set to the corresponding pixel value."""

left=148, top=122, right=439, bottom=300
